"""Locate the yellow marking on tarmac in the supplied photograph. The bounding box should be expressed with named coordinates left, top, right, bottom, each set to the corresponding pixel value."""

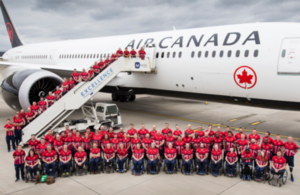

left=123, top=108, right=300, bottom=140
left=250, top=120, right=265, bottom=126
left=228, top=114, right=256, bottom=122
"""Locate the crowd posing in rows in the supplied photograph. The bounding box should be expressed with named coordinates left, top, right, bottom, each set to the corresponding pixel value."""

left=4, top=47, right=147, bottom=151
left=6, top=121, right=298, bottom=184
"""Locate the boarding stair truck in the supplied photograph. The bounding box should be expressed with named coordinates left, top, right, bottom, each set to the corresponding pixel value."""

left=21, top=47, right=156, bottom=144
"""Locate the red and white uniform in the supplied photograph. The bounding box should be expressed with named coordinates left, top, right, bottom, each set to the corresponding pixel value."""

left=54, top=90, right=62, bottom=100
left=75, top=151, right=86, bottom=162
left=36, top=143, right=48, bottom=157
left=42, top=150, right=57, bottom=162
left=92, top=134, right=102, bottom=147
left=53, top=139, right=64, bottom=153
left=165, top=148, right=177, bottom=158
left=60, top=150, right=72, bottom=161
left=133, top=148, right=144, bottom=159
left=91, top=148, right=101, bottom=159
left=26, top=111, right=35, bottom=121
left=211, top=149, right=222, bottom=160
left=236, top=139, right=248, bottom=154
left=241, top=151, right=253, bottom=163
left=249, top=134, right=261, bottom=143
left=212, top=136, right=223, bottom=149
left=174, top=140, right=185, bottom=155
left=117, top=148, right=127, bottom=158
left=196, top=148, right=208, bottom=159
left=73, top=136, right=82, bottom=151
left=256, top=155, right=268, bottom=166
left=223, top=131, right=234, bottom=138
left=138, top=50, right=146, bottom=59
left=182, top=136, right=192, bottom=144
left=80, top=72, right=89, bottom=81
left=194, top=130, right=205, bottom=138
left=173, top=130, right=183, bottom=139
left=88, top=69, right=94, bottom=78
left=101, top=139, right=110, bottom=150
left=30, top=105, right=39, bottom=113
left=284, top=142, right=298, bottom=156
left=111, top=138, right=120, bottom=151
left=46, top=95, right=55, bottom=106
left=99, top=130, right=108, bottom=138
left=64, top=137, right=73, bottom=151
left=235, top=133, right=247, bottom=141
left=142, top=138, right=153, bottom=150
left=116, top=49, right=123, bottom=56
left=25, top=155, right=38, bottom=165
left=84, top=132, right=94, bottom=139
left=131, top=138, right=141, bottom=150
left=68, top=80, right=75, bottom=89
left=272, top=139, right=284, bottom=154
left=261, top=143, right=272, bottom=159
left=226, top=152, right=238, bottom=163
left=62, top=81, right=69, bottom=93
left=72, top=72, right=80, bottom=82
left=13, top=118, right=23, bottom=131
left=165, top=136, right=176, bottom=148
left=192, top=137, right=202, bottom=151
left=124, top=50, right=129, bottom=56
left=82, top=138, right=91, bottom=150
left=153, top=134, right=165, bottom=150
left=107, top=131, right=114, bottom=140
left=182, top=149, right=193, bottom=160
left=184, top=129, right=194, bottom=136
left=272, top=156, right=286, bottom=169
left=28, top=139, right=40, bottom=152
left=13, top=150, right=25, bottom=164
left=205, top=129, right=215, bottom=139
left=4, top=123, right=14, bottom=136
left=38, top=101, right=47, bottom=111
left=93, top=64, right=100, bottom=73
left=147, top=148, right=159, bottom=160
left=130, top=50, right=137, bottom=56
left=121, top=137, right=131, bottom=149
left=138, top=128, right=149, bottom=140
left=45, top=134, right=55, bottom=145
left=201, top=137, right=213, bottom=152
left=162, top=128, right=172, bottom=137
left=149, top=130, right=157, bottom=139
left=225, top=136, right=236, bottom=151
left=262, top=136, right=273, bottom=144
left=117, top=132, right=125, bottom=141
left=127, top=129, right=137, bottom=139
left=249, top=143, right=261, bottom=159
left=98, top=61, right=104, bottom=69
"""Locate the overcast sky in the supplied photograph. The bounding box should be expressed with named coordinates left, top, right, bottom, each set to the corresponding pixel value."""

left=0, top=0, right=299, bottom=51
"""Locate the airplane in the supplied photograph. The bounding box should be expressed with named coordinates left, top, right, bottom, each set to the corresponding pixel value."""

left=1, top=0, right=300, bottom=112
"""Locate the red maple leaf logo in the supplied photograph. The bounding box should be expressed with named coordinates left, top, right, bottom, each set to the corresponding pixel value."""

left=237, top=69, right=253, bottom=84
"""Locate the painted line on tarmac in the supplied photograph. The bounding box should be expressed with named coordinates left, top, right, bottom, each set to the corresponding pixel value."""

left=228, top=114, right=256, bottom=122
left=250, top=120, right=265, bottom=126
left=122, top=108, right=300, bottom=140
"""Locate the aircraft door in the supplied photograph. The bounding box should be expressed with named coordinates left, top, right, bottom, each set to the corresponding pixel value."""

left=278, top=38, right=300, bottom=74
left=144, top=43, right=156, bottom=71
left=49, top=49, right=58, bottom=65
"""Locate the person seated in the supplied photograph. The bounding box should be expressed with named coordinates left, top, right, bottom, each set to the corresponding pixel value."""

left=46, top=92, right=55, bottom=107
left=59, top=144, right=72, bottom=176
left=130, top=48, right=137, bottom=58
left=88, top=67, right=95, bottom=80
left=255, top=151, right=268, bottom=181
left=111, top=53, right=117, bottom=63
left=271, top=150, right=286, bottom=176
left=42, top=145, right=57, bottom=178
left=211, top=144, right=222, bottom=177
left=38, top=97, right=47, bottom=112
left=68, top=77, right=75, bottom=90
left=182, top=143, right=193, bottom=175
left=241, top=147, right=254, bottom=180
left=93, top=61, right=100, bottom=75
left=25, top=149, right=39, bottom=181
left=147, top=142, right=159, bottom=174
left=74, top=146, right=87, bottom=174
left=103, top=143, right=115, bottom=168
left=104, top=57, right=111, bottom=66
left=80, top=68, right=89, bottom=82
left=116, top=48, right=123, bottom=57
left=98, top=59, right=104, bottom=71
left=26, top=108, right=36, bottom=123
left=123, top=48, right=129, bottom=58
left=138, top=47, right=146, bottom=60
left=30, top=101, right=39, bottom=115
left=72, top=69, right=80, bottom=84
left=164, top=143, right=177, bottom=174
left=196, top=143, right=208, bottom=175
left=117, top=143, right=128, bottom=173
left=132, top=143, right=144, bottom=176
left=54, top=86, right=62, bottom=101
left=225, top=147, right=238, bottom=177
left=61, top=78, right=69, bottom=95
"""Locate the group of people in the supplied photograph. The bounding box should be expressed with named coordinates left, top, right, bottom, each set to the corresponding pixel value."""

left=5, top=47, right=147, bottom=152
left=9, top=122, right=298, bottom=184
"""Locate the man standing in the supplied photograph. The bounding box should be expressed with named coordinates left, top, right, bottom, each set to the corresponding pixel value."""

left=283, top=136, right=298, bottom=182
left=13, top=114, right=24, bottom=146
left=5, top=119, right=15, bottom=152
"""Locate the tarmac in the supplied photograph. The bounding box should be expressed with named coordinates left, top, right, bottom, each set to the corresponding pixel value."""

left=0, top=93, right=299, bottom=195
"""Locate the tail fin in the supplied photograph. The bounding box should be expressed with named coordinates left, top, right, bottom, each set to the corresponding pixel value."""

left=0, top=0, right=23, bottom=48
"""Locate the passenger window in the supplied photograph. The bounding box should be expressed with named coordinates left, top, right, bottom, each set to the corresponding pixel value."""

left=220, top=50, right=223, bottom=57
left=104, top=54, right=106, bottom=58
left=156, top=52, right=159, bottom=58
left=244, top=50, right=249, bottom=57
left=161, top=52, right=164, bottom=58
left=205, top=51, right=209, bottom=58
left=97, top=54, right=99, bottom=58
left=281, top=49, right=286, bottom=58
left=167, top=52, right=170, bottom=58
left=93, top=54, right=96, bottom=58
left=75, top=55, right=77, bottom=59
left=236, top=50, right=240, bottom=57
left=191, top=51, right=195, bottom=58
left=212, top=51, right=216, bottom=58
left=198, top=51, right=201, bottom=58
left=179, top=52, right=182, bottom=58
left=173, top=52, right=176, bottom=58
left=227, top=50, right=232, bottom=57
left=254, top=50, right=259, bottom=57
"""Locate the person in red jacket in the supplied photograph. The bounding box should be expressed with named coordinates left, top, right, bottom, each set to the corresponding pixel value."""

left=117, top=128, right=125, bottom=141
left=38, top=97, right=47, bottom=111
left=162, top=123, right=172, bottom=137
left=98, top=59, right=104, bottom=71
left=36, top=138, right=48, bottom=159
left=225, top=147, right=238, bottom=177
left=72, top=69, right=80, bottom=84
left=138, top=124, right=149, bottom=140
left=44, top=129, right=54, bottom=146
left=61, top=78, right=69, bottom=95
left=121, top=133, right=131, bottom=160
left=54, top=86, right=62, bottom=100
left=223, top=126, right=233, bottom=138
left=271, top=150, right=287, bottom=177
left=103, top=143, right=115, bottom=166
left=42, top=145, right=57, bottom=178
left=132, top=143, right=144, bottom=175
left=84, top=128, right=94, bottom=139
left=26, top=108, right=36, bottom=123
left=74, top=146, right=87, bottom=174
left=13, top=145, right=26, bottom=181
left=149, top=125, right=158, bottom=139
left=214, top=126, right=224, bottom=139
left=249, top=138, right=261, bottom=161
left=25, top=149, right=39, bottom=181
left=101, top=134, right=111, bottom=151
left=138, top=47, right=146, bottom=60
left=116, top=142, right=128, bottom=173
left=236, top=134, right=248, bottom=162
left=182, top=132, right=192, bottom=145
left=111, top=133, right=120, bottom=152
left=88, top=67, right=94, bottom=80
left=201, top=133, right=213, bottom=164
left=235, top=128, right=247, bottom=141
left=272, top=134, right=284, bottom=159
left=127, top=123, right=137, bottom=139
left=90, top=143, right=101, bottom=174
left=173, top=124, right=182, bottom=140
left=104, top=57, right=111, bottom=66
left=59, top=144, right=72, bottom=176
left=194, top=125, right=205, bottom=138
left=213, top=132, right=223, bottom=151
left=184, top=124, right=194, bottom=138
left=80, top=68, right=89, bottom=82
left=147, top=142, right=159, bottom=174
left=205, top=125, right=215, bottom=139
left=196, top=143, right=208, bottom=175
left=283, top=136, right=298, bottom=182
left=249, top=128, right=261, bottom=145
left=92, top=130, right=102, bottom=149
left=182, top=143, right=193, bottom=175
left=93, top=61, right=100, bottom=75
left=164, top=143, right=177, bottom=173
left=68, top=77, right=75, bottom=90
left=28, top=134, right=40, bottom=153
left=73, top=132, right=83, bottom=156
left=154, top=130, right=165, bottom=166
left=261, top=138, right=273, bottom=163
left=174, top=135, right=185, bottom=168
left=142, top=133, right=152, bottom=160
left=241, top=147, right=254, bottom=180
left=82, top=133, right=91, bottom=161
left=192, top=133, right=201, bottom=159
left=211, top=144, right=222, bottom=177
left=255, top=151, right=268, bottom=181
left=63, top=132, right=74, bottom=156
left=123, top=48, right=130, bottom=58
left=46, top=91, right=55, bottom=107
left=107, top=127, right=115, bottom=140
left=54, top=135, right=64, bottom=154
left=262, top=131, right=273, bottom=144
left=13, top=114, right=24, bottom=146
left=165, top=131, right=176, bottom=149
left=223, top=131, right=236, bottom=160
left=130, top=48, right=137, bottom=58
left=110, top=53, right=117, bottom=63
left=30, top=101, right=39, bottom=114
left=116, top=48, right=123, bottom=57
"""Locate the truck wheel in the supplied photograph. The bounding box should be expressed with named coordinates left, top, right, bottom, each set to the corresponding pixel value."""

left=128, top=95, right=136, bottom=101
left=112, top=93, right=119, bottom=101
left=119, top=95, right=126, bottom=102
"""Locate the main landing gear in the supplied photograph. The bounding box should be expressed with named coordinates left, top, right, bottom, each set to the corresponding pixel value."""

left=112, top=93, right=136, bottom=102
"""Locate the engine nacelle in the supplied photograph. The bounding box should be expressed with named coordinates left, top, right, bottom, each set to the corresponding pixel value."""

left=1, top=69, right=63, bottom=111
